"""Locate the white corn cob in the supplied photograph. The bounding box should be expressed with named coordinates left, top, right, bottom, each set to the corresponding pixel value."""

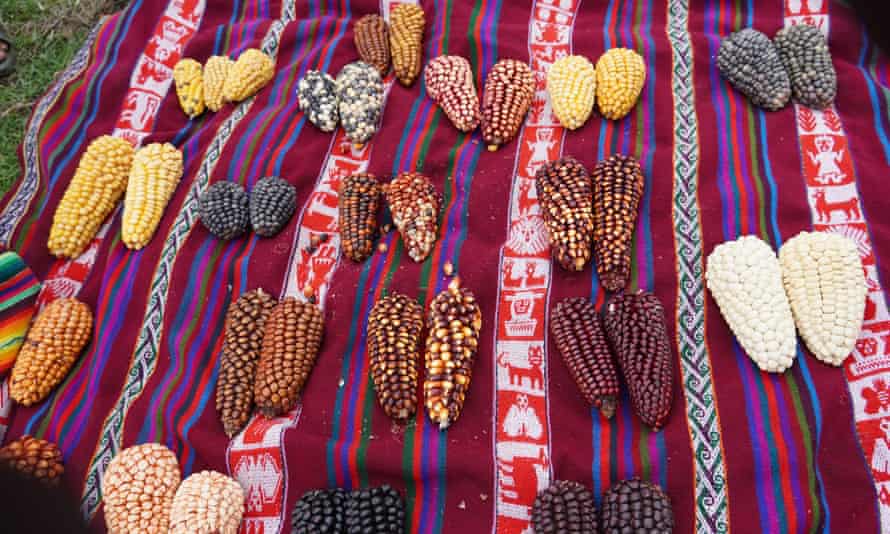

left=779, top=231, right=866, bottom=366
left=705, top=235, right=797, bottom=373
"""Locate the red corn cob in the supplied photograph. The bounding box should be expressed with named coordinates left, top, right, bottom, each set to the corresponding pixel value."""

left=592, top=154, right=644, bottom=291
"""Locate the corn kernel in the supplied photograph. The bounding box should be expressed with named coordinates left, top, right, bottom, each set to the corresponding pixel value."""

left=121, top=143, right=184, bottom=250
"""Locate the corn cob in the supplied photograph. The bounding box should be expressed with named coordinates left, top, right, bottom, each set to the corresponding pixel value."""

left=173, top=58, right=205, bottom=118
left=10, top=298, right=92, bottom=406
left=122, top=142, right=184, bottom=250
left=601, top=478, right=673, bottom=533
left=48, top=135, right=134, bottom=258
left=169, top=471, right=245, bottom=534
left=250, top=176, right=297, bottom=237
left=424, top=55, right=481, bottom=132
left=546, top=55, right=596, bottom=130
left=482, top=59, right=535, bottom=151
left=424, top=278, right=482, bottom=429
left=550, top=297, right=619, bottom=418
left=604, top=291, right=673, bottom=430
left=389, top=4, right=425, bottom=86
left=204, top=55, right=233, bottom=112
left=383, top=172, right=440, bottom=262
left=336, top=61, right=385, bottom=147
left=779, top=231, right=865, bottom=366
left=774, top=24, right=837, bottom=109
left=292, top=489, right=347, bottom=534
left=535, top=156, right=594, bottom=271
left=298, top=70, right=340, bottom=133
left=705, top=235, right=797, bottom=373
left=254, top=297, right=324, bottom=417
left=216, top=288, right=276, bottom=438
left=595, top=48, right=646, bottom=120
left=0, top=435, right=64, bottom=486
left=102, top=443, right=181, bottom=534
left=339, top=173, right=381, bottom=262
left=368, top=292, right=424, bottom=423
left=717, top=29, right=791, bottom=111
left=532, top=480, right=598, bottom=534
left=592, top=154, right=644, bottom=291
left=223, top=48, right=275, bottom=103
left=346, top=485, right=406, bottom=532
left=354, top=14, right=390, bottom=77
left=198, top=181, right=250, bottom=240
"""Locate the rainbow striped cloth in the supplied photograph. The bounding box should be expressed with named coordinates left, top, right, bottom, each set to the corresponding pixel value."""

left=0, top=252, right=40, bottom=376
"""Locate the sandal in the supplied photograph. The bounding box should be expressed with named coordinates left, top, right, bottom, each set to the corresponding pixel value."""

left=0, top=28, right=16, bottom=78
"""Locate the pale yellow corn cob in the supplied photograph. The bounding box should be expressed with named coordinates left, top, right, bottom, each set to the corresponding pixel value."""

left=595, top=48, right=646, bottom=120
left=173, top=58, right=205, bottom=118
left=47, top=135, right=134, bottom=258
left=122, top=143, right=183, bottom=250
left=779, top=231, right=866, bottom=366
left=204, top=55, right=233, bottom=112
left=223, top=48, right=274, bottom=103
left=547, top=55, right=596, bottom=130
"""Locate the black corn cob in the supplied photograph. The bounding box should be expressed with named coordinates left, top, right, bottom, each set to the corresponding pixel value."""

left=531, top=480, right=598, bottom=534
left=250, top=176, right=297, bottom=237
left=536, top=156, right=595, bottom=272
left=717, top=28, right=791, bottom=111
left=339, top=173, right=381, bottom=262
left=345, top=485, right=405, bottom=533
left=198, top=181, right=251, bottom=240
left=601, top=478, right=674, bottom=534
left=292, top=488, right=347, bottom=534
left=550, top=297, right=620, bottom=418
left=774, top=23, right=837, bottom=109
left=592, top=154, right=644, bottom=291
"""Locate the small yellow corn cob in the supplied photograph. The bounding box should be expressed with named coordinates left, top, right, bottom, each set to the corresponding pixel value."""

left=48, top=136, right=133, bottom=259
left=173, top=58, right=205, bottom=118
left=204, top=55, right=233, bottom=112
left=547, top=55, right=596, bottom=130
left=223, top=48, right=275, bottom=103
left=122, top=143, right=184, bottom=250
left=595, top=48, right=646, bottom=120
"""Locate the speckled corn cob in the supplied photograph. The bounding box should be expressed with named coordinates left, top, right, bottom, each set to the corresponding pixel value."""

left=122, top=142, right=183, bottom=250
left=551, top=297, right=620, bottom=418
left=774, top=24, right=837, bottom=109
left=779, top=231, right=865, bottom=366
left=254, top=298, right=324, bottom=417
left=595, top=48, right=646, bottom=120
left=48, top=135, right=133, bottom=258
left=425, top=55, right=480, bottom=132
left=482, top=59, right=534, bottom=151
left=169, top=471, right=245, bottom=534
left=368, top=292, right=424, bottom=423
left=601, top=478, right=673, bottom=534
left=592, top=154, right=644, bottom=291
left=532, top=480, right=598, bottom=534
left=339, top=173, right=381, bottom=262
left=223, top=48, right=274, bottom=103
left=604, top=291, right=674, bottom=430
left=10, top=298, right=92, bottom=406
left=298, top=70, right=340, bottom=132
left=0, top=436, right=64, bottom=486
left=535, top=156, right=594, bottom=271
left=547, top=55, right=596, bottom=130
left=717, top=29, right=791, bottom=111
left=389, top=4, right=425, bottom=86
left=424, top=278, right=482, bottom=430
left=383, top=172, right=440, bottom=262
left=204, top=55, right=233, bottom=112
left=706, top=235, right=797, bottom=373
left=216, top=288, right=276, bottom=438
left=336, top=61, right=385, bottom=147
left=354, top=14, right=390, bottom=76
left=102, top=443, right=181, bottom=534
left=173, top=58, right=205, bottom=118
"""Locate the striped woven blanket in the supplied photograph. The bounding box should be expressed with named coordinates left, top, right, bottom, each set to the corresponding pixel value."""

left=2, top=0, right=890, bottom=532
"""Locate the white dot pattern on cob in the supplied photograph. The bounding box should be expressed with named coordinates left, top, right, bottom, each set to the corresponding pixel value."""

left=122, top=142, right=184, bottom=250
left=481, top=59, right=535, bottom=151
left=546, top=55, right=596, bottom=130
left=424, top=55, right=481, bottom=132
left=705, top=235, right=797, bottom=373
left=383, top=172, right=441, bottom=262
left=779, top=231, right=866, bottom=366
left=203, top=55, right=233, bottom=112
left=102, top=443, right=181, bottom=534
left=223, top=48, right=275, bottom=103
left=169, top=470, right=245, bottom=534
left=173, top=58, right=205, bottom=118
left=336, top=61, right=385, bottom=146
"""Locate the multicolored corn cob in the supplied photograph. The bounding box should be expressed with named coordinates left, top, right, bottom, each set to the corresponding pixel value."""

left=532, top=480, right=598, bottom=534
left=122, top=142, right=184, bottom=250
left=592, top=154, right=644, bottom=291
left=339, top=173, right=381, bottom=262
left=173, top=58, right=205, bottom=118
left=0, top=435, right=64, bottom=486
left=389, top=4, right=425, bottom=86
left=336, top=61, right=385, bottom=147
left=383, top=172, right=440, bottom=262
left=546, top=55, right=596, bottom=130
left=354, top=14, right=390, bottom=76
left=169, top=471, right=245, bottom=534
left=535, top=156, right=594, bottom=271
left=203, top=55, right=233, bottom=112
left=595, top=48, right=646, bottom=120
left=424, top=55, right=480, bottom=132
left=601, top=478, right=674, bottom=533
left=298, top=70, right=340, bottom=133
left=102, top=443, right=181, bottom=534
left=482, top=59, right=534, bottom=151
left=223, top=48, right=274, bottom=103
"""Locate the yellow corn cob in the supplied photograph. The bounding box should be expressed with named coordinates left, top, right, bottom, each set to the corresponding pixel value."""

left=204, top=55, right=233, bottom=112
left=47, top=136, right=133, bottom=258
left=595, top=48, right=646, bottom=120
left=173, top=58, right=205, bottom=118
left=390, top=4, right=425, bottom=86
left=122, top=143, right=184, bottom=250
left=223, top=48, right=275, bottom=103
left=547, top=55, right=596, bottom=130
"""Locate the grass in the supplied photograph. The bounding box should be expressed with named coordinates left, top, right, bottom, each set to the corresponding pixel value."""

left=0, top=0, right=127, bottom=195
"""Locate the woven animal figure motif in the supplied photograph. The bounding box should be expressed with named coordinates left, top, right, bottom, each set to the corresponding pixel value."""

left=717, top=28, right=791, bottom=111
left=383, top=172, right=440, bottom=262
left=535, top=156, right=595, bottom=271
left=424, top=55, right=481, bottom=132
left=354, top=14, right=390, bottom=76
left=592, top=154, right=644, bottom=291
left=481, top=59, right=534, bottom=151
left=546, top=54, right=596, bottom=130
left=336, top=61, right=385, bottom=147
left=173, top=58, right=204, bottom=118
left=389, top=4, right=425, bottom=86
left=102, top=443, right=181, bottom=534
left=595, top=47, right=647, bottom=120
left=339, top=173, right=381, bottom=262
left=774, top=23, right=837, bottom=109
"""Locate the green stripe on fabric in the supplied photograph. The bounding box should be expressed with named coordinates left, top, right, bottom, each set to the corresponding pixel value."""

left=0, top=289, right=40, bottom=314
left=785, top=373, right=822, bottom=533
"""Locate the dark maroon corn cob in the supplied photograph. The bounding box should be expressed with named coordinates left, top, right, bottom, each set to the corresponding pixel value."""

left=601, top=478, right=674, bottom=534
left=592, top=154, right=644, bottom=291
left=531, top=480, right=598, bottom=534
left=339, top=173, right=381, bottom=262
left=536, top=156, right=595, bottom=272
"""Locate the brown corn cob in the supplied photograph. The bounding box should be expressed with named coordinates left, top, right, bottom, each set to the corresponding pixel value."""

left=535, top=156, right=595, bottom=271
left=102, top=443, right=181, bottom=534
left=0, top=435, right=64, bottom=486
left=354, top=14, right=390, bottom=77
left=216, top=288, right=276, bottom=437
left=389, top=4, right=425, bottom=86
left=424, top=55, right=481, bottom=132
left=10, top=298, right=92, bottom=406
left=368, top=292, right=424, bottom=423
left=339, top=173, right=381, bottom=262
left=383, top=172, right=440, bottom=262
left=481, top=59, right=534, bottom=151
left=424, top=278, right=482, bottom=430
left=592, top=154, right=644, bottom=291
left=604, top=291, right=674, bottom=430
left=601, top=478, right=674, bottom=533
left=254, top=298, right=324, bottom=417
left=550, top=297, right=619, bottom=418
